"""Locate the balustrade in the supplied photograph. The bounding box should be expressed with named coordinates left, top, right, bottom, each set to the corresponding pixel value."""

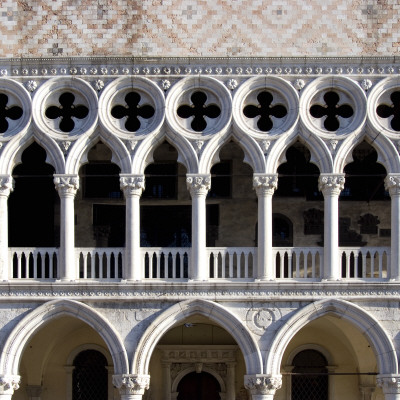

left=7, top=246, right=391, bottom=282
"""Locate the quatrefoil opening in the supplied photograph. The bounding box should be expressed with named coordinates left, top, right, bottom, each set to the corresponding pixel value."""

left=0, top=93, right=23, bottom=133
left=310, top=91, right=353, bottom=132
left=376, top=91, right=400, bottom=132
left=45, top=92, right=89, bottom=133
left=111, top=91, right=155, bottom=132
left=177, top=91, right=221, bottom=132
left=243, top=91, right=287, bottom=132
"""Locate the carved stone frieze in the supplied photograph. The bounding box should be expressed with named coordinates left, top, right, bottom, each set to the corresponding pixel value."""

left=186, top=174, right=211, bottom=196
left=0, top=175, right=14, bottom=197
left=244, top=374, right=282, bottom=396
left=112, top=374, right=150, bottom=396
left=53, top=175, right=79, bottom=196
left=253, top=174, right=278, bottom=196
left=376, top=375, right=400, bottom=394
left=385, top=174, right=400, bottom=196
left=318, top=174, right=345, bottom=196
left=0, top=375, right=20, bottom=394
left=120, top=175, right=145, bottom=196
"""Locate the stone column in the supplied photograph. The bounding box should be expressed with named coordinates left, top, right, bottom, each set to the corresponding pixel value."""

left=54, top=174, right=79, bottom=281
left=0, top=175, right=13, bottom=281
left=226, top=362, right=236, bottom=400
left=26, top=385, right=42, bottom=400
left=120, top=175, right=145, bottom=281
left=244, top=374, right=282, bottom=400
left=113, top=374, right=150, bottom=400
left=385, top=174, right=400, bottom=280
left=186, top=174, right=211, bottom=281
left=360, top=385, right=375, bottom=400
left=161, top=362, right=171, bottom=400
left=318, top=174, right=345, bottom=280
left=377, top=374, right=400, bottom=400
left=253, top=174, right=278, bottom=280
left=0, top=375, right=20, bottom=400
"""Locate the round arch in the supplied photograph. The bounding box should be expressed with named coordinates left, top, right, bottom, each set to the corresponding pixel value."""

left=171, top=366, right=226, bottom=394
left=0, top=299, right=129, bottom=376
left=265, top=298, right=397, bottom=376
left=132, top=299, right=263, bottom=376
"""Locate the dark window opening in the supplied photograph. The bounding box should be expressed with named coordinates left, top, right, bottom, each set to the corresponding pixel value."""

left=209, top=161, right=231, bottom=198
left=273, top=214, right=293, bottom=246
left=9, top=142, right=58, bottom=247
left=342, top=142, right=388, bottom=201
left=72, top=350, right=107, bottom=400
left=177, top=371, right=221, bottom=400
left=82, top=163, right=122, bottom=199
left=143, top=163, right=178, bottom=199
left=141, top=205, right=191, bottom=247
left=276, top=143, right=321, bottom=200
left=292, top=349, right=328, bottom=400
left=93, top=204, right=125, bottom=247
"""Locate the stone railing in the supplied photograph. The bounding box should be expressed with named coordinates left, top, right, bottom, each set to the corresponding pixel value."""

left=7, top=246, right=391, bottom=281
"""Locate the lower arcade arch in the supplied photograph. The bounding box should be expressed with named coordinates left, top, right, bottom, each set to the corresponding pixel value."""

left=266, top=299, right=397, bottom=400
left=134, top=300, right=262, bottom=400
left=0, top=299, right=128, bottom=379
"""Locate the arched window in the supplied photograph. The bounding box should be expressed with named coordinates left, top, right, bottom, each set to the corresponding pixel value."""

left=73, top=350, right=108, bottom=400
left=177, top=371, right=221, bottom=400
left=291, top=349, right=328, bottom=400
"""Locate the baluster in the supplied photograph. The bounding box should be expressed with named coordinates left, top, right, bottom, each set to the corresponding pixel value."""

left=157, top=251, right=161, bottom=278
left=221, top=252, right=226, bottom=278
left=244, top=252, right=249, bottom=279
left=172, top=252, right=176, bottom=279
left=353, top=252, right=358, bottom=278
left=311, top=251, right=316, bottom=278
left=49, top=252, right=54, bottom=279
left=99, top=252, right=104, bottom=279
left=371, top=251, right=375, bottom=278
left=106, top=252, right=111, bottom=279
left=90, top=251, right=95, bottom=278
left=82, top=252, right=87, bottom=279
left=17, top=252, right=22, bottom=279
left=229, top=251, right=234, bottom=278
left=295, top=251, right=300, bottom=278
left=180, top=253, right=184, bottom=278
left=33, top=251, right=38, bottom=279
left=362, top=252, right=367, bottom=278
left=149, top=252, right=153, bottom=279
left=212, top=253, right=217, bottom=278
left=345, top=252, right=351, bottom=278
left=288, top=251, right=293, bottom=278
left=303, top=251, right=308, bottom=278
left=379, top=251, right=383, bottom=278
left=279, top=252, right=284, bottom=278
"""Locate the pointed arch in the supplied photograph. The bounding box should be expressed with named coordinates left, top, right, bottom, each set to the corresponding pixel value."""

left=66, top=132, right=131, bottom=175
left=265, top=298, right=397, bottom=376
left=132, top=299, right=262, bottom=375
left=267, top=131, right=333, bottom=174
left=0, top=132, right=65, bottom=175
left=202, top=132, right=265, bottom=174
left=0, top=299, right=129, bottom=376
left=335, top=130, right=400, bottom=174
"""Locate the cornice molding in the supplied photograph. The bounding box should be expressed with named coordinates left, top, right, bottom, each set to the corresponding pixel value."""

left=1, top=282, right=400, bottom=301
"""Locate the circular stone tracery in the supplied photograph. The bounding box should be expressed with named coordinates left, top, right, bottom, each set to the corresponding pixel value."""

left=33, top=77, right=98, bottom=139
left=376, top=91, right=400, bottom=131
left=98, top=76, right=165, bottom=139
left=166, top=76, right=231, bottom=138
left=299, top=76, right=366, bottom=138
left=232, top=76, right=298, bottom=138
left=0, top=93, right=23, bottom=133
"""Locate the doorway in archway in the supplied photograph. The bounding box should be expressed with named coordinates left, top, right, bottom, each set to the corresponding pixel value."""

left=177, top=371, right=221, bottom=400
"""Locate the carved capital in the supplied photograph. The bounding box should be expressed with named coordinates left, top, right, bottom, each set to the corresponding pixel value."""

left=186, top=174, right=211, bottom=197
left=0, top=375, right=20, bottom=394
left=377, top=375, right=400, bottom=394
left=244, top=374, right=282, bottom=396
left=385, top=174, right=400, bottom=196
left=112, top=374, right=150, bottom=396
left=253, top=174, right=278, bottom=196
left=54, top=174, right=79, bottom=196
left=318, top=173, right=345, bottom=196
left=120, top=174, right=145, bottom=197
left=0, top=175, right=14, bottom=197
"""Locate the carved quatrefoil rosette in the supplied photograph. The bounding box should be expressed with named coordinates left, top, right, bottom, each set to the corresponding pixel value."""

left=33, top=77, right=98, bottom=140
left=0, top=79, right=31, bottom=140
left=300, top=76, right=366, bottom=138
left=232, top=76, right=299, bottom=139
left=166, top=76, right=232, bottom=139
left=98, top=76, right=165, bottom=140
left=367, top=77, right=400, bottom=139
